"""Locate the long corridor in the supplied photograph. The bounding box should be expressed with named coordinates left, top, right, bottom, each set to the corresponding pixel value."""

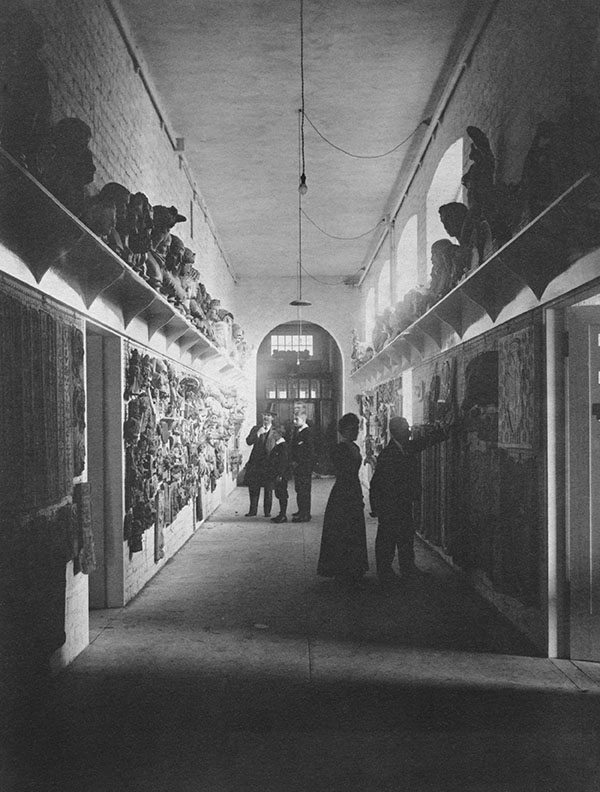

left=8, top=479, right=600, bottom=791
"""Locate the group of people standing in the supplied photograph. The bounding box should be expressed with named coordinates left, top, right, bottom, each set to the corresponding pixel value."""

left=317, top=412, right=423, bottom=591
left=245, top=407, right=426, bottom=592
left=244, top=406, right=314, bottom=524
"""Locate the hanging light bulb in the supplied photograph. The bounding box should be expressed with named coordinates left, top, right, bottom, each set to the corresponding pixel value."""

left=290, top=202, right=311, bottom=306
left=290, top=0, right=311, bottom=308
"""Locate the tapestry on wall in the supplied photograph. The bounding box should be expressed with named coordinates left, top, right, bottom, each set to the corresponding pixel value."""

left=359, top=377, right=402, bottom=463
left=0, top=287, right=84, bottom=514
left=414, top=324, right=542, bottom=609
left=498, top=327, right=535, bottom=449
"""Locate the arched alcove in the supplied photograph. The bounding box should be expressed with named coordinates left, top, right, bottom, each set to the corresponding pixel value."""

left=255, top=321, right=343, bottom=474
left=377, top=258, right=391, bottom=313
left=426, top=138, right=464, bottom=277
left=395, top=214, right=419, bottom=299
left=365, top=286, right=376, bottom=344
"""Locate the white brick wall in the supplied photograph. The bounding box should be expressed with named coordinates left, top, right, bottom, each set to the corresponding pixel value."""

left=30, top=0, right=237, bottom=310
left=2, top=0, right=243, bottom=670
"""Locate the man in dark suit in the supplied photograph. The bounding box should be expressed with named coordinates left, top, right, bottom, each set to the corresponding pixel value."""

left=290, top=405, right=314, bottom=523
left=268, top=430, right=291, bottom=524
left=369, top=416, right=422, bottom=584
left=244, top=410, right=277, bottom=517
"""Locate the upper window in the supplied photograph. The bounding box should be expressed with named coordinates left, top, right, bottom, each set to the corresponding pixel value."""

left=364, top=286, right=376, bottom=344
left=270, top=334, right=314, bottom=356
left=377, top=258, right=391, bottom=313
left=395, top=215, right=418, bottom=299
left=426, top=138, right=464, bottom=278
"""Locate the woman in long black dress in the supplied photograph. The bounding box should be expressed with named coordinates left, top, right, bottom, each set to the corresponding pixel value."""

left=317, top=412, right=368, bottom=588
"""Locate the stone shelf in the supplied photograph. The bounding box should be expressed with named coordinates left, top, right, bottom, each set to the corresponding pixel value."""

left=352, top=173, right=600, bottom=387
left=0, top=146, right=240, bottom=372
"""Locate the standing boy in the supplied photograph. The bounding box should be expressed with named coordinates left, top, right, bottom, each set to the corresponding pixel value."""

left=290, top=405, right=314, bottom=523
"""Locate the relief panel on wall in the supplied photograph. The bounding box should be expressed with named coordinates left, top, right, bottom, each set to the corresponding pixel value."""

left=122, top=344, right=246, bottom=555
left=498, top=326, right=535, bottom=451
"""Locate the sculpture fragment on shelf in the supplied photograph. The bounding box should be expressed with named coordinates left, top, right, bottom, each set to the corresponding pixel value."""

left=82, top=182, right=131, bottom=248
left=126, top=192, right=154, bottom=277
left=351, top=328, right=374, bottom=373
left=460, top=125, right=519, bottom=268
left=145, top=231, right=169, bottom=291
left=162, top=234, right=188, bottom=310
left=371, top=307, right=395, bottom=353
left=37, top=118, right=96, bottom=218
left=423, top=201, right=472, bottom=309
left=29, top=127, right=249, bottom=358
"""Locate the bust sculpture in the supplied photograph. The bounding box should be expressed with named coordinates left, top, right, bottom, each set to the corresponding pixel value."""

left=126, top=193, right=154, bottom=277
left=105, top=183, right=131, bottom=257
left=162, top=235, right=187, bottom=308
left=439, top=202, right=468, bottom=244
left=146, top=232, right=170, bottom=291
left=180, top=249, right=199, bottom=315
left=38, top=117, right=96, bottom=217
left=189, top=281, right=209, bottom=331
left=428, top=239, right=460, bottom=306
left=151, top=205, right=186, bottom=249
left=461, top=126, right=495, bottom=266
left=82, top=182, right=131, bottom=249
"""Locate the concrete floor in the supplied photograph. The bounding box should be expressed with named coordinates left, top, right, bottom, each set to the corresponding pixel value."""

left=5, top=479, right=600, bottom=791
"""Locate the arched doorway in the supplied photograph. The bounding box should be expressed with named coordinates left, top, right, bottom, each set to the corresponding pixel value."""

left=256, top=321, right=343, bottom=474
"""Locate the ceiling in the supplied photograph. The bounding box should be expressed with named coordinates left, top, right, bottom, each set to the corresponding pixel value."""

left=119, top=0, right=474, bottom=284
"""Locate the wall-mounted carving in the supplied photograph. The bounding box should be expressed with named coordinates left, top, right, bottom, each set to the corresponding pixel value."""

left=122, top=345, right=246, bottom=554
left=411, top=319, right=542, bottom=607
left=37, top=118, right=96, bottom=218
left=71, top=326, right=86, bottom=476
left=0, top=286, right=85, bottom=512
left=356, top=378, right=403, bottom=467
left=498, top=327, right=535, bottom=449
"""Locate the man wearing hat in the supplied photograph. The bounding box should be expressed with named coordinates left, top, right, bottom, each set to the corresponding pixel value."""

left=368, top=416, right=423, bottom=585
left=244, top=407, right=278, bottom=517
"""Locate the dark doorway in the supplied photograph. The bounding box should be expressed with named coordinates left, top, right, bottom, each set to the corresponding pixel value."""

left=256, top=322, right=343, bottom=474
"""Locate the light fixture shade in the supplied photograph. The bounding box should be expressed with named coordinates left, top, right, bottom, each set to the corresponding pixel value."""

left=290, top=298, right=312, bottom=306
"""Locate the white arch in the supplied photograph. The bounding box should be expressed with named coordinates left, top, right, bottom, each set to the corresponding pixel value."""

left=377, top=258, right=391, bottom=313
left=395, top=214, right=418, bottom=300
left=365, top=286, right=376, bottom=345
left=426, top=138, right=464, bottom=277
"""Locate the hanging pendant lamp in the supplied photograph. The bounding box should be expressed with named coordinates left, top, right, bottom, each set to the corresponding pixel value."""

left=290, top=0, right=311, bottom=308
